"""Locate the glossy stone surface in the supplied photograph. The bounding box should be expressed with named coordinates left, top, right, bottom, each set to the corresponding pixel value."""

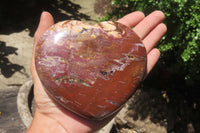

left=35, top=20, right=147, bottom=119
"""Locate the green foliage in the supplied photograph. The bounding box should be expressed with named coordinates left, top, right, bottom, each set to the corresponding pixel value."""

left=102, top=0, right=200, bottom=87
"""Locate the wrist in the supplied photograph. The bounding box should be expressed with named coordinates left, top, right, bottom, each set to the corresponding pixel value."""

left=27, top=109, right=68, bottom=133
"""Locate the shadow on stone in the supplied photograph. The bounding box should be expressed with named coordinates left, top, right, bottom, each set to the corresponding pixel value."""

left=115, top=86, right=200, bottom=133
left=0, top=0, right=92, bottom=37
left=0, top=41, right=27, bottom=78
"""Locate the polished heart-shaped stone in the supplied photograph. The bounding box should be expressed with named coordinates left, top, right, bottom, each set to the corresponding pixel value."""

left=35, top=20, right=147, bottom=120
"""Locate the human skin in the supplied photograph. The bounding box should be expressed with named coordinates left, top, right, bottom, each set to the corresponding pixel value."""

left=27, top=11, right=167, bottom=133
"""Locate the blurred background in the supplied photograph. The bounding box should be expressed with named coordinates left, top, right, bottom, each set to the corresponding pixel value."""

left=0, top=0, right=199, bottom=133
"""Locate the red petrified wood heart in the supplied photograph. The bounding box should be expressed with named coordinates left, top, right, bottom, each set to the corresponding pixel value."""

left=35, top=20, right=147, bottom=119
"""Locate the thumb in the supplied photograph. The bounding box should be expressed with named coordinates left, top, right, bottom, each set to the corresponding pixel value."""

left=34, top=11, right=54, bottom=43
left=31, top=11, right=54, bottom=79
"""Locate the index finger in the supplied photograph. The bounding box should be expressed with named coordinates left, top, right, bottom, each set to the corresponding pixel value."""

left=117, top=11, right=145, bottom=28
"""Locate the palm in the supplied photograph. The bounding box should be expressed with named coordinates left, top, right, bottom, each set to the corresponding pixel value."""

left=31, top=11, right=166, bottom=132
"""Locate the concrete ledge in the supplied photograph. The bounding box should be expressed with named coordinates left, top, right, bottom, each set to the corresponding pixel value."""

left=17, top=79, right=33, bottom=128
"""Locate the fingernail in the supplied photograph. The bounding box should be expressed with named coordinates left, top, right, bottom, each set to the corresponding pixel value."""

left=40, top=11, right=46, bottom=19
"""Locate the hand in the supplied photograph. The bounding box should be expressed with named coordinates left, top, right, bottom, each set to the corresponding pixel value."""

left=28, top=11, right=167, bottom=133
